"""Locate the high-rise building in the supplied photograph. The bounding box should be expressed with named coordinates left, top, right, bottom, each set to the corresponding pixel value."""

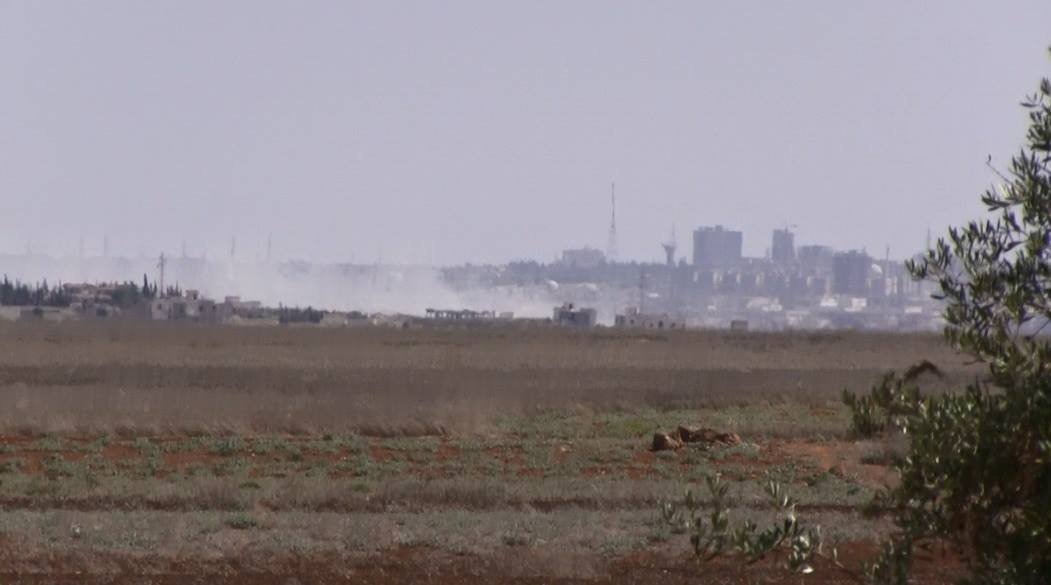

left=832, top=250, right=872, bottom=295
left=692, top=226, right=743, bottom=268
left=798, top=245, right=834, bottom=274
left=771, top=228, right=795, bottom=265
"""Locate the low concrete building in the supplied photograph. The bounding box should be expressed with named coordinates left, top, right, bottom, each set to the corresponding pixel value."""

left=148, top=297, right=176, bottom=320
left=553, top=302, right=597, bottom=328
left=614, top=307, right=684, bottom=330
left=425, top=308, right=497, bottom=320
left=145, top=290, right=249, bottom=324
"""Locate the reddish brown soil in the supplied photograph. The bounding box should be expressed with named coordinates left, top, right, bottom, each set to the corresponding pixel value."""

left=368, top=444, right=395, bottom=462
left=161, top=450, right=219, bottom=468
left=778, top=441, right=898, bottom=488
left=435, top=442, right=458, bottom=462
left=0, top=435, right=900, bottom=487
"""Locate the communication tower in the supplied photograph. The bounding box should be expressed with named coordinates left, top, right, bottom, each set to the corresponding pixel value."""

left=157, top=253, right=166, bottom=296
left=606, top=182, right=618, bottom=262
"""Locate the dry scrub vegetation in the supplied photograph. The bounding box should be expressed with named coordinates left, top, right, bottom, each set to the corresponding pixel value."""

left=0, top=322, right=975, bottom=583
left=0, top=321, right=975, bottom=436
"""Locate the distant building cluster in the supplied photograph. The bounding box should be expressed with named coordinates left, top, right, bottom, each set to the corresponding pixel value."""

left=1, top=218, right=944, bottom=332
left=443, top=223, right=942, bottom=332
left=0, top=282, right=270, bottom=325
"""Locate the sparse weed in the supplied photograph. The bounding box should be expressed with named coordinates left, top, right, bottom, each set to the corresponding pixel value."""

left=225, top=512, right=258, bottom=530
left=0, top=459, right=23, bottom=474
left=209, top=437, right=244, bottom=457
left=500, top=522, right=531, bottom=546
left=31, top=435, right=65, bottom=452
left=43, top=455, right=76, bottom=480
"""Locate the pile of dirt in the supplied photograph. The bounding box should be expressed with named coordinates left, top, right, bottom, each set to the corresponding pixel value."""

left=650, top=425, right=741, bottom=451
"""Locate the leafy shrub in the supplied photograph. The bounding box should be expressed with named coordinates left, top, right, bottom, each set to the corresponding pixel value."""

left=660, top=474, right=830, bottom=574
left=841, top=361, right=941, bottom=438
left=862, top=56, right=1051, bottom=584
left=675, top=51, right=1051, bottom=585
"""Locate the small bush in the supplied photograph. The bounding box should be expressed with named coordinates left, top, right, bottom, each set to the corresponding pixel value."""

left=841, top=361, right=940, bottom=439
left=225, top=513, right=258, bottom=530
left=863, top=58, right=1051, bottom=584
left=42, top=455, right=76, bottom=480
left=500, top=522, right=531, bottom=547
left=660, top=474, right=831, bottom=574
left=209, top=437, right=244, bottom=457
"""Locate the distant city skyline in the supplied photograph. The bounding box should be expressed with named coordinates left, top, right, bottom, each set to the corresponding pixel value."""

left=1, top=221, right=913, bottom=267
left=3, top=2, right=1050, bottom=265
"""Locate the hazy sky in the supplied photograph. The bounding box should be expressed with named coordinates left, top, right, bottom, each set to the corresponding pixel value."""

left=3, top=2, right=1050, bottom=265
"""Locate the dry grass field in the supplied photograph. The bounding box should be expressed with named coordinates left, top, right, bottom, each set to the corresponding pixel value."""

left=0, top=322, right=978, bottom=584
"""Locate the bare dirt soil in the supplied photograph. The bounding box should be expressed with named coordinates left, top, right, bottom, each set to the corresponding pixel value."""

left=0, top=544, right=963, bottom=585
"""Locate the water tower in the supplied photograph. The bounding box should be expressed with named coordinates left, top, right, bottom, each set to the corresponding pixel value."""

left=661, top=225, right=677, bottom=267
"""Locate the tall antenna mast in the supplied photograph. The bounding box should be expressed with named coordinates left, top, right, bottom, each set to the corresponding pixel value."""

left=266, top=234, right=272, bottom=263
left=606, top=182, right=618, bottom=262
left=103, top=235, right=110, bottom=258
left=157, top=253, right=166, bottom=297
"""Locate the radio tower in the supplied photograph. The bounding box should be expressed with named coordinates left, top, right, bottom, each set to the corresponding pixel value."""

left=606, top=182, right=618, bottom=262
left=157, top=253, right=166, bottom=297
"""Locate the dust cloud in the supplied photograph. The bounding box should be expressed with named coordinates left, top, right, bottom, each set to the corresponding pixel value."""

left=0, top=253, right=562, bottom=317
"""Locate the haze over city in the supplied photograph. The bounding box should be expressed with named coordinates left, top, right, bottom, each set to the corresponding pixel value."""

left=4, top=1, right=1050, bottom=266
